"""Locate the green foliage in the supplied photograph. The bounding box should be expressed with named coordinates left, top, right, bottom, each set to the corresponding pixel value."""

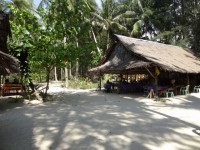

left=0, top=0, right=7, bottom=10
left=131, top=20, right=143, bottom=37
left=68, top=78, right=98, bottom=89
left=91, top=0, right=134, bottom=46
left=4, top=0, right=200, bottom=88
left=7, top=3, right=39, bottom=82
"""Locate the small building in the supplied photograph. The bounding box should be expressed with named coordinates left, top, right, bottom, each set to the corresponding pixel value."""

left=90, top=34, right=200, bottom=94
left=0, top=11, right=19, bottom=76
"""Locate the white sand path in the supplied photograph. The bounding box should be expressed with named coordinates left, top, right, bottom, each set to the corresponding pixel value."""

left=0, top=84, right=200, bottom=150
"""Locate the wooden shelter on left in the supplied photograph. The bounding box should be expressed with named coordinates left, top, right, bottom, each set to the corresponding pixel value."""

left=0, top=10, right=20, bottom=96
left=0, top=51, right=21, bottom=96
left=0, top=51, right=19, bottom=76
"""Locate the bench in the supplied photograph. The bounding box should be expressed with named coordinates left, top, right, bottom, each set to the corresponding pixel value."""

left=1, top=84, right=23, bottom=96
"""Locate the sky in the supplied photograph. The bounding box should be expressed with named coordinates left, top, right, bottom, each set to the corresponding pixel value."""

left=33, top=0, right=102, bottom=8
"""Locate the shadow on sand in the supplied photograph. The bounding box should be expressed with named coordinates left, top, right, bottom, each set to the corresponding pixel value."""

left=0, top=90, right=200, bottom=150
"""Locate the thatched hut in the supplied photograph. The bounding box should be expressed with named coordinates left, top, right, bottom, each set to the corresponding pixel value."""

left=90, top=34, right=200, bottom=93
left=90, top=34, right=200, bottom=74
left=0, top=10, right=19, bottom=76
left=0, top=51, right=19, bottom=75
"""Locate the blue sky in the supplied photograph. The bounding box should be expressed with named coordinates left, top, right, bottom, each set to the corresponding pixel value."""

left=34, top=0, right=102, bottom=8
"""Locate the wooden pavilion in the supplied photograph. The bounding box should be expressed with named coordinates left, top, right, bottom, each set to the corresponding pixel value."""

left=90, top=34, right=200, bottom=94
left=0, top=11, right=19, bottom=76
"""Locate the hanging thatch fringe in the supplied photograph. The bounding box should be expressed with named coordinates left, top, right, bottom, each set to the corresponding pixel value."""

left=0, top=51, right=20, bottom=75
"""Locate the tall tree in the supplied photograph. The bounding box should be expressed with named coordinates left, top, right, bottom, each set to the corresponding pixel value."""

left=91, top=0, right=132, bottom=51
left=6, top=1, right=40, bottom=84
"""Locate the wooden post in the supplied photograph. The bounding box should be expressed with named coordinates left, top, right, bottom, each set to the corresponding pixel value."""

left=120, top=74, right=123, bottom=81
left=126, top=72, right=128, bottom=82
left=154, top=66, right=160, bottom=97
left=64, top=67, right=69, bottom=88
left=145, top=66, right=159, bottom=97
left=154, top=72, right=158, bottom=97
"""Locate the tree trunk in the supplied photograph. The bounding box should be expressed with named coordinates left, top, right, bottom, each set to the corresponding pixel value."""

left=60, top=68, right=63, bottom=80
left=137, top=0, right=144, bottom=13
left=19, top=72, right=25, bottom=95
left=39, top=70, right=42, bottom=82
left=75, top=58, right=79, bottom=80
left=61, top=68, right=64, bottom=80
left=91, top=26, right=101, bottom=55
left=69, top=62, right=72, bottom=79
left=54, top=67, right=58, bottom=81
left=106, top=31, right=110, bottom=49
left=43, top=67, right=50, bottom=101
left=75, top=41, right=79, bottom=80
left=63, top=36, right=69, bottom=86
left=64, top=66, right=69, bottom=88
left=34, top=90, right=43, bottom=102
left=192, top=0, right=199, bottom=51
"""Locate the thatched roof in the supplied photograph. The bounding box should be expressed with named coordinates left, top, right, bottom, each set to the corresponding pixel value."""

left=0, top=51, right=20, bottom=75
left=90, top=43, right=151, bottom=74
left=90, top=34, right=200, bottom=74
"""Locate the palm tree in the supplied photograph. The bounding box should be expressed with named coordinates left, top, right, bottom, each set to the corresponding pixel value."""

left=90, top=0, right=133, bottom=49
left=0, top=0, right=7, bottom=11
left=131, top=13, right=157, bottom=39
left=11, top=0, right=34, bottom=10
left=36, top=0, right=98, bottom=83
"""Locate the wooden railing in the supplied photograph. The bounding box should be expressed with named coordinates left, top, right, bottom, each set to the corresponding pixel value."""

left=1, top=84, right=23, bottom=96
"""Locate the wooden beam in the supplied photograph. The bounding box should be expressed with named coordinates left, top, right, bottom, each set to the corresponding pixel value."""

left=145, top=67, right=155, bottom=79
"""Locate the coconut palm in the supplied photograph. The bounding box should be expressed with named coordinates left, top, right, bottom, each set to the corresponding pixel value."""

left=12, top=0, right=34, bottom=9
left=90, top=0, right=136, bottom=49
left=0, top=0, right=7, bottom=11
left=131, top=13, right=157, bottom=39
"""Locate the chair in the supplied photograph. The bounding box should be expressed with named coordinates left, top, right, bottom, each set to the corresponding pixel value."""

left=143, top=87, right=149, bottom=96
left=180, top=85, right=190, bottom=95
left=193, top=85, right=200, bottom=93
left=165, top=89, right=174, bottom=98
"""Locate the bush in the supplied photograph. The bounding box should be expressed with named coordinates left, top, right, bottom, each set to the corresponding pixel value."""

left=68, top=79, right=99, bottom=89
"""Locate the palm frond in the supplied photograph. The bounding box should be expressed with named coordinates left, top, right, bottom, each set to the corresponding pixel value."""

left=90, top=12, right=104, bottom=21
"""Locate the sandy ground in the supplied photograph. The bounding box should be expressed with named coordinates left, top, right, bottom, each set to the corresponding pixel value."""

left=0, top=83, right=200, bottom=150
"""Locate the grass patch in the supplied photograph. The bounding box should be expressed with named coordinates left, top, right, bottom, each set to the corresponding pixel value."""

left=68, top=79, right=99, bottom=89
